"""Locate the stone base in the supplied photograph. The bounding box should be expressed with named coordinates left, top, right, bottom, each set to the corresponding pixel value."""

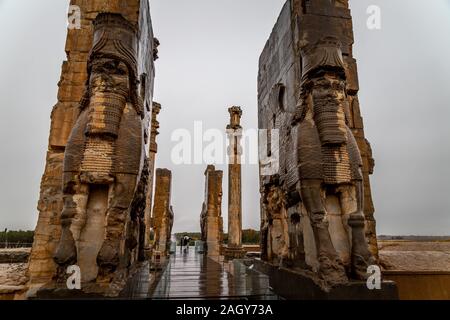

left=33, top=260, right=170, bottom=300
left=224, top=246, right=246, bottom=260
left=34, top=288, right=108, bottom=300
left=253, top=259, right=399, bottom=300
left=31, top=261, right=146, bottom=299
left=0, top=286, right=27, bottom=300
left=32, top=274, right=127, bottom=299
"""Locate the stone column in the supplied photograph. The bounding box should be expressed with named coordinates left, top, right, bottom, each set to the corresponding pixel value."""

left=200, top=165, right=223, bottom=257
left=152, top=169, right=174, bottom=257
left=144, top=102, right=161, bottom=252
left=225, top=106, right=246, bottom=259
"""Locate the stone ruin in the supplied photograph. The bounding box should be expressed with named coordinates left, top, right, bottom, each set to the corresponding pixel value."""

left=144, top=102, right=161, bottom=254
left=224, top=107, right=246, bottom=259
left=15, top=0, right=401, bottom=301
left=200, top=165, right=224, bottom=257
left=151, top=169, right=174, bottom=257
left=27, top=0, right=159, bottom=297
left=258, top=0, right=379, bottom=290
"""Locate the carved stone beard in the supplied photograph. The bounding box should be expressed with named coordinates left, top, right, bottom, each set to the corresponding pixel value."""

left=80, top=59, right=130, bottom=184
left=307, top=72, right=353, bottom=185
left=311, top=73, right=348, bottom=146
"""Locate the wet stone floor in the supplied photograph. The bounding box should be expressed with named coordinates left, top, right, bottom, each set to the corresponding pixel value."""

left=121, top=247, right=279, bottom=300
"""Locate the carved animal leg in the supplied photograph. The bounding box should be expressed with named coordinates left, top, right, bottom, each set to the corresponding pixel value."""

left=260, top=222, right=269, bottom=261
left=97, top=174, right=137, bottom=271
left=267, top=224, right=273, bottom=262
left=286, top=207, right=308, bottom=269
left=54, top=195, right=78, bottom=266
left=54, top=181, right=88, bottom=267
left=125, top=218, right=139, bottom=264
left=138, top=216, right=146, bottom=261
left=344, top=182, right=376, bottom=280
left=300, top=180, right=347, bottom=284
left=278, top=209, right=291, bottom=267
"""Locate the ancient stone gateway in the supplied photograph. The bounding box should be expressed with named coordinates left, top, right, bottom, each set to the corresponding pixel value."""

left=151, top=169, right=174, bottom=258
left=18, top=0, right=401, bottom=301
left=200, top=165, right=224, bottom=257
left=27, top=0, right=158, bottom=297
left=256, top=0, right=397, bottom=298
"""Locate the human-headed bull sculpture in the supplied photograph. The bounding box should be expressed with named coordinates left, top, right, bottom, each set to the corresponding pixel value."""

left=260, top=37, right=376, bottom=287
left=291, top=37, right=376, bottom=283
left=53, top=13, right=149, bottom=285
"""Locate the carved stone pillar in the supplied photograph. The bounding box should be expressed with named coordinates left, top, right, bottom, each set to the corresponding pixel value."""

left=257, top=0, right=384, bottom=291
left=144, top=102, right=161, bottom=252
left=27, top=1, right=157, bottom=298
left=152, top=169, right=174, bottom=257
left=200, top=165, right=224, bottom=257
left=225, top=106, right=246, bottom=259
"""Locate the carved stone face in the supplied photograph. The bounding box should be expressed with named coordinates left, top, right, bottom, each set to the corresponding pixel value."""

left=89, top=57, right=130, bottom=97
left=84, top=57, right=131, bottom=139
left=311, top=71, right=347, bottom=145
left=312, top=72, right=345, bottom=96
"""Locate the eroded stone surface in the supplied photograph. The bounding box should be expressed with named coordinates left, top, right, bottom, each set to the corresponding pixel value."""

left=144, top=102, right=162, bottom=251
left=0, top=248, right=30, bottom=264
left=0, top=248, right=30, bottom=296
left=379, top=241, right=450, bottom=271
left=200, top=165, right=224, bottom=257
left=258, top=0, right=377, bottom=288
left=28, top=0, right=157, bottom=297
left=151, top=169, right=174, bottom=257
left=0, top=264, right=28, bottom=287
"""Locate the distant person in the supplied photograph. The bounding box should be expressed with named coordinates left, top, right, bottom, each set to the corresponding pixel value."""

left=180, top=235, right=185, bottom=253
left=182, top=235, right=191, bottom=253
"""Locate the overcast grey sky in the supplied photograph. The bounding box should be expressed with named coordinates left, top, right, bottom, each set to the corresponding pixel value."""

left=0, top=0, right=449, bottom=236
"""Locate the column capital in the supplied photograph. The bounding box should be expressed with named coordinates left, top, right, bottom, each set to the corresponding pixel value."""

left=227, top=106, right=243, bottom=130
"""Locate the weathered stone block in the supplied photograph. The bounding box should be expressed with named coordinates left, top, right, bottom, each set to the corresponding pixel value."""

left=200, top=165, right=224, bottom=257
left=152, top=169, right=174, bottom=256
left=49, top=103, right=79, bottom=149
left=257, top=0, right=380, bottom=294
left=28, top=0, right=158, bottom=298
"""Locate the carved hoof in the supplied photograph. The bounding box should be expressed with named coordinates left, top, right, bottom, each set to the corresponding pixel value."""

left=351, top=253, right=377, bottom=281
left=280, top=256, right=295, bottom=269
left=318, top=254, right=348, bottom=286
left=97, top=241, right=120, bottom=269
left=285, top=255, right=311, bottom=271
left=53, top=237, right=77, bottom=266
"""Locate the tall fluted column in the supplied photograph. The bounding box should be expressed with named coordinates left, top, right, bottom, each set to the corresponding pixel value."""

left=225, top=106, right=246, bottom=259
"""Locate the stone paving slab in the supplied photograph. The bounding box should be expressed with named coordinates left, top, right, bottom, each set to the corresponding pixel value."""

left=122, top=247, right=278, bottom=300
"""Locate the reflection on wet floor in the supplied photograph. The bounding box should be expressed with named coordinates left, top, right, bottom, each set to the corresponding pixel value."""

left=122, top=247, right=278, bottom=300
left=152, top=247, right=277, bottom=299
